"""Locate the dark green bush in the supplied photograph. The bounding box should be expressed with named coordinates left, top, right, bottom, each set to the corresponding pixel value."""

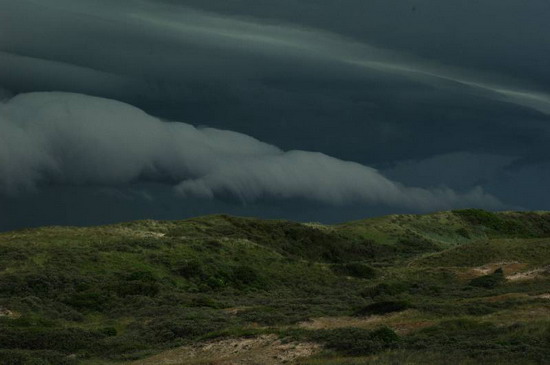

left=229, top=265, right=263, bottom=287
left=361, top=281, right=410, bottom=298
left=0, top=327, right=105, bottom=351
left=395, top=237, right=440, bottom=254
left=332, top=263, right=378, bottom=279
left=93, top=335, right=150, bottom=359
left=456, top=227, right=471, bottom=238
left=453, top=209, right=543, bottom=237
left=465, top=303, right=498, bottom=316
left=190, top=295, right=223, bottom=308
left=469, top=268, right=505, bottom=289
left=100, top=327, right=118, bottom=337
left=130, top=309, right=233, bottom=343
left=355, top=300, right=412, bottom=316
left=112, top=271, right=160, bottom=297
left=405, top=320, right=550, bottom=362
left=0, top=350, right=76, bottom=365
left=311, top=327, right=400, bottom=355
left=62, top=289, right=113, bottom=311
left=173, top=260, right=203, bottom=278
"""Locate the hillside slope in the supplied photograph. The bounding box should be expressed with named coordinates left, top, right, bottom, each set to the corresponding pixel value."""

left=0, top=209, right=549, bottom=365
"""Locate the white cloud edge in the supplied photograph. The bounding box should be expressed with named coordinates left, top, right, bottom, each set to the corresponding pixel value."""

left=0, top=91, right=504, bottom=211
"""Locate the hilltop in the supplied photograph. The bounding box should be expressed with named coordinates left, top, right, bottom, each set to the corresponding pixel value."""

left=0, top=209, right=549, bottom=365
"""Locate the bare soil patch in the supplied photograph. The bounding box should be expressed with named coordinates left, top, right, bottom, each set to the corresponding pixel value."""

left=130, top=335, right=320, bottom=365
left=457, top=262, right=528, bottom=281
left=298, top=310, right=434, bottom=335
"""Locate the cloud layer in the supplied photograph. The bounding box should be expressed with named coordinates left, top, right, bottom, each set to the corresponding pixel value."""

left=0, top=92, right=501, bottom=211
left=1, top=0, right=549, bottom=229
left=2, top=0, right=548, bottom=167
left=2, top=0, right=549, bottom=115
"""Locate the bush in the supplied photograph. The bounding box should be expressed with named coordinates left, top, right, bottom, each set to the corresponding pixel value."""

left=230, top=265, right=263, bottom=287
left=311, top=327, right=400, bottom=355
left=332, top=263, right=377, bottom=279
left=454, top=209, right=534, bottom=237
left=131, top=309, right=232, bottom=343
left=355, top=300, right=412, bottom=316
left=0, top=327, right=105, bottom=352
left=100, top=327, right=118, bottom=337
left=469, top=268, right=505, bottom=289
left=395, top=237, right=440, bottom=255
left=361, top=281, right=410, bottom=298
left=405, top=319, right=550, bottom=362
left=63, top=289, right=113, bottom=311
left=465, top=303, right=498, bottom=316
left=112, top=271, right=160, bottom=297
left=0, top=350, right=76, bottom=365
left=173, top=260, right=204, bottom=279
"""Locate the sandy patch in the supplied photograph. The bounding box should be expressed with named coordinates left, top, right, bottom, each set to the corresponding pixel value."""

left=130, top=335, right=320, bottom=365
left=299, top=315, right=384, bottom=330
left=298, top=310, right=434, bottom=335
left=0, top=307, right=19, bottom=318
left=108, top=227, right=167, bottom=239
left=471, top=262, right=526, bottom=275
left=222, top=307, right=252, bottom=316
left=507, top=267, right=549, bottom=281
left=457, top=262, right=528, bottom=281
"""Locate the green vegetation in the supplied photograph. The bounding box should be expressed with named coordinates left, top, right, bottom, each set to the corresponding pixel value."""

left=0, top=210, right=549, bottom=364
left=468, top=268, right=505, bottom=289
left=309, top=327, right=400, bottom=356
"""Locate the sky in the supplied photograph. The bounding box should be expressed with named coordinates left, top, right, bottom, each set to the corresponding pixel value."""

left=1, top=0, right=549, bottom=230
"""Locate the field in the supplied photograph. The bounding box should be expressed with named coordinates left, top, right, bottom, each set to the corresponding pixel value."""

left=0, top=209, right=549, bottom=364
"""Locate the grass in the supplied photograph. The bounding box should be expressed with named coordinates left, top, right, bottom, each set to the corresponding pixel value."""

left=0, top=210, right=549, bottom=364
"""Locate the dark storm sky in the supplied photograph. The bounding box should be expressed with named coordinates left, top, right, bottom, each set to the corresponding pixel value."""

left=1, top=0, right=550, bottom=230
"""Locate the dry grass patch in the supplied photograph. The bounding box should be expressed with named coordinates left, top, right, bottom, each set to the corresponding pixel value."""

left=130, top=335, right=320, bottom=365
left=298, top=310, right=435, bottom=335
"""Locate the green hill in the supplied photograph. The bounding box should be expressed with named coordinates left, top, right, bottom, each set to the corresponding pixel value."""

left=0, top=210, right=549, bottom=365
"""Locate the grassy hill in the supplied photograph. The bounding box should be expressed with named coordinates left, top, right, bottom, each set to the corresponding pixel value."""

left=0, top=209, right=549, bottom=365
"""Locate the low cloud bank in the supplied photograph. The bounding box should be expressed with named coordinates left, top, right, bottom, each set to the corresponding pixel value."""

left=0, top=91, right=502, bottom=210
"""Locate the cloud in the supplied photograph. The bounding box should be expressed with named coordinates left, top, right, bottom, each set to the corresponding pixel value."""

left=2, top=0, right=548, bottom=230
left=2, top=0, right=550, bottom=116
left=3, top=0, right=549, bottom=167
left=132, top=6, right=550, bottom=115
left=0, top=91, right=502, bottom=211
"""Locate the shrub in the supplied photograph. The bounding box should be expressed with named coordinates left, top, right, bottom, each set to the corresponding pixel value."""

left=456, top=227, right=471, bottom=238
left=311, top=327, right=400, bottom=355
left=230, top=265, right=262, bottom=286
left=361, top=281, right=410, bottom=298
left=0, top=350, right=76, bottom=365
left=332, top=263, right=378, bottom=279
left=469, top=268, right=505, bottom=289
left=395, top=237, right=440, bottom=255
left=173, top=260, right=204, bottom=278
left=465, top=304, right=498, bottom=316
left=132, top=311, right=231, bottom=343
left=0, top=327, right=105, bottom=352
left=454, top=209, right=534, bottom=237
left=190, top=296, right=222, bottom=308
left=63, top=290, right=113, bottom=311
left=404, top=319, right=550, bottom=362
left=100, top=327, right=118, bottom=337
left=355, top=300, right=412, bottom=316
left=113, top=271, right=159, bottom=297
